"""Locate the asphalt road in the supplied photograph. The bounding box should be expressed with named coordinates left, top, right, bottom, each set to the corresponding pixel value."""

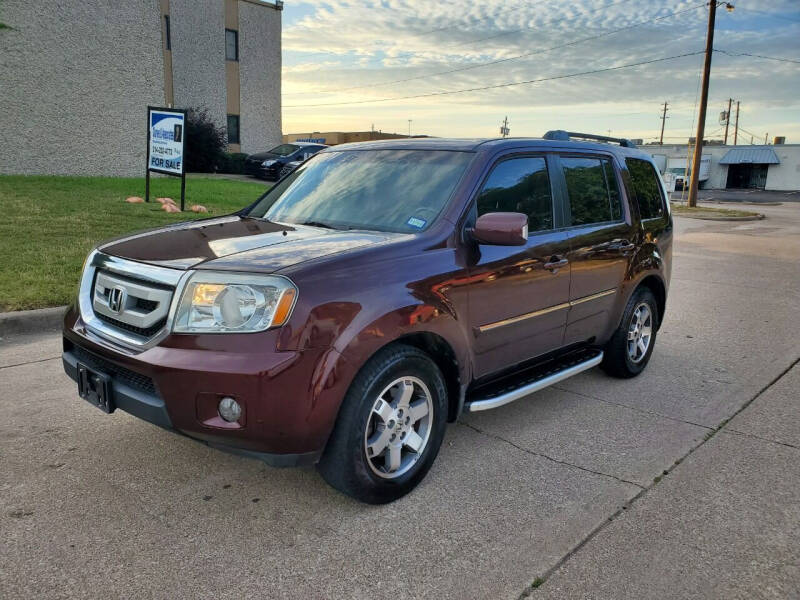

left=2, top=200, right=799, bottom=599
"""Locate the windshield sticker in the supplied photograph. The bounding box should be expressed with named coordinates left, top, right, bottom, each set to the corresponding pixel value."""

left=406, top=216, right=427, bottom=229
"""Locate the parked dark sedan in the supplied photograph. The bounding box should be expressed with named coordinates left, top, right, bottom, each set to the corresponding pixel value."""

left=244, top=142, right=328, bottom=180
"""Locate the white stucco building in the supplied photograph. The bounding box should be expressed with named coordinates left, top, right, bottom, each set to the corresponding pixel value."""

left=645, top=143, right=800, bottom=191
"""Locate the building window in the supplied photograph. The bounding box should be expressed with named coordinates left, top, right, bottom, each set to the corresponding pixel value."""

left=227, top=115, right=240, bottom=145
left=164, top=16, right=171, bottom=51
left=225, top=29, right=238, bottom=61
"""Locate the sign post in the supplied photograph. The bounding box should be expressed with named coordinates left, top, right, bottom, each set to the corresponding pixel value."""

left=146, top=106, right=187, bottom=210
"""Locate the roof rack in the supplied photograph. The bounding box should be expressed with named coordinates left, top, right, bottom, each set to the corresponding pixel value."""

left=543, top=130, right=638, bottom=148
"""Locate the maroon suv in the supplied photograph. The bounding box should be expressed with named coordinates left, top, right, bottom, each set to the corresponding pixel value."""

left=63, top=132, right=672, bottom=503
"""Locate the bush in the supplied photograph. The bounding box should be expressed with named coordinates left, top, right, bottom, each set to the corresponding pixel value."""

left=217, top=152, right=249, bottom=174
left=185, top=108, right=226, bottom=173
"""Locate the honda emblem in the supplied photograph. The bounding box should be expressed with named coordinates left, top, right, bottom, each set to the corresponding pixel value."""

left=107, top=286, right=127, bottom=314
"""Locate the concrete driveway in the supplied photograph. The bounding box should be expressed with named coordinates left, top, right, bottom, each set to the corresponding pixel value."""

left=2, top=202, right=799, bottom=599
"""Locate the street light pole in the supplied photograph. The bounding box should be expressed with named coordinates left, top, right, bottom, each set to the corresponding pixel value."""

left=687, top=0, right=719, bottom=208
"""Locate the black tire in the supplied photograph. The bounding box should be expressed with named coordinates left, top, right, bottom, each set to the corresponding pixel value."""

left=601, top=286, right=659, bottom=378
left=317, top=344, right=447, bottom=504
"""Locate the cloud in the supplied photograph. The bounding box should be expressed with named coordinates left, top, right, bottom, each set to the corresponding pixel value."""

left=281, top=0, right=800, bottom=142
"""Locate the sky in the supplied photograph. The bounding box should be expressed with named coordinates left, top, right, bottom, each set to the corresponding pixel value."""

left=279, top=0, right=800, bottom=144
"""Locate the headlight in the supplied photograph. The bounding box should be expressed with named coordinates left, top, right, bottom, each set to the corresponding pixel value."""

left=173, top=272, right=297, bottom=333
left=261, top=159, right=276, bottom=167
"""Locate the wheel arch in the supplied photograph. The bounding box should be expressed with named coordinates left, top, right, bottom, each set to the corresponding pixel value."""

left=637, top=274, right=667, bottom=329
left=392, top=332, right=463, bottom=423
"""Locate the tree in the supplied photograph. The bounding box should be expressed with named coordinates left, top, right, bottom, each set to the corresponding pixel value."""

left=184, top=108, right=226, bottom=173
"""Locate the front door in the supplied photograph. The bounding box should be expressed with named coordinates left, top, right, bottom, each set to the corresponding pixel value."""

left=554, top=154, right=636, bottom=346
left=465, top=154, right=571, bottom=378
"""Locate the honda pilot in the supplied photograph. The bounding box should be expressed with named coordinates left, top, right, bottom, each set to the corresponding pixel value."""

left=63, top=131, right=672, bottom=503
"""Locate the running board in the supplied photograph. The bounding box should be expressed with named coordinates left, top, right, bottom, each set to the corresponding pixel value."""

left=465, top=349, right=603, bottom=413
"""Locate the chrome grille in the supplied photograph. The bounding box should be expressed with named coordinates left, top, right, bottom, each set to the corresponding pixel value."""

left=79, top=251, right=187, bottom=350
left=92, top=271, right=172, bottom=330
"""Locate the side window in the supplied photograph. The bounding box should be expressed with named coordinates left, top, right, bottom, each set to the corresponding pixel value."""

left=476, top=157, right=553, bottom=232
left=626, top=158, right=665, bottom=219
left=561, top=156, right=622, bottom=226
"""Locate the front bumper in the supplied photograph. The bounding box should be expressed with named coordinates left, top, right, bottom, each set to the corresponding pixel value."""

left=244, top=161, right=281, bottom=180
left=62, top=307, right=349, bottom=467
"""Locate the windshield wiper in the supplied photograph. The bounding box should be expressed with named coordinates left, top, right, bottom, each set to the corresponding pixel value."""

left=296, top=220, right=340, bottom=230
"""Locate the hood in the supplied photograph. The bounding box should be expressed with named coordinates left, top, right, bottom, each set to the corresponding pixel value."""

left=98, top=216, right=401, bottom=272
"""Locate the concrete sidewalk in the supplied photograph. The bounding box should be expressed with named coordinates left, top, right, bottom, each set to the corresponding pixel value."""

left=539, top=362, right=800, bottom=600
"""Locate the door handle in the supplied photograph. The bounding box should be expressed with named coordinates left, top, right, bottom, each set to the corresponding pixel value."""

left=544, top=257, right=569, bottom=271
left=608, top=240, right=636, bottom=252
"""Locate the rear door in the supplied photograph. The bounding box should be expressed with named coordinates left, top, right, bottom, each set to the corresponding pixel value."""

left=465, top=154, right=572, bottom=378
left=554, top=153, right=636, bottom=346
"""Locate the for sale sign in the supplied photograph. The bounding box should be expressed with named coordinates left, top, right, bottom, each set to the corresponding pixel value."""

left=148, top=107, right=186, bottom=175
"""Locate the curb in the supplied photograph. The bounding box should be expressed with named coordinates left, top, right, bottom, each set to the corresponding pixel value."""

left=0, top=306, right=68, bottom=338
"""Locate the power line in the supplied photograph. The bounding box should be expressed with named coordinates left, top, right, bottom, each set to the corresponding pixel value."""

left=284, top=50, right=705, bottom=108
left=303, top=2, right=705, bottom=96
left=737, top=126, right=767, bottom=143
left=715, top=48, right=800, bottom=65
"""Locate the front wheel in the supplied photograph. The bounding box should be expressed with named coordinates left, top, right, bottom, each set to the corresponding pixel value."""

left=317, top=344, right=447, bottom=504
left=602, top=287, right=659, bottom=378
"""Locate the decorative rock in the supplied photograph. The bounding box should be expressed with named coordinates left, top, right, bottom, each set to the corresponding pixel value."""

left=162, top=203, right=181, bottom=213
left=191, top=205, right=208, bottom=213
left=125, top=196, right=145, bottom=203
left=156, top=197, right=176, bottom=205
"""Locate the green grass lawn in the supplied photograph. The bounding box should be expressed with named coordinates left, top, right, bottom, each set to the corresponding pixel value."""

left=670, top=203, right=761, bottom=218
left=0, top=175, right=270, bottom=311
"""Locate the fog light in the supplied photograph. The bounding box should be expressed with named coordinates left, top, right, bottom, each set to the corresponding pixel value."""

left=218, top=397, right=241, bottom=422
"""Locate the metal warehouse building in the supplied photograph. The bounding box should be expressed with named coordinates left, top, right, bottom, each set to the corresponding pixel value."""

left=0, top=0, right=282, bottom=177
left=646, top=143, right=800, bottom=191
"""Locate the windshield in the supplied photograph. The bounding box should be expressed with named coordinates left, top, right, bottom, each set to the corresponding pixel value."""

left=268, top=144, right=299, bottom=156
left=248, top=149, right=473, bottom=233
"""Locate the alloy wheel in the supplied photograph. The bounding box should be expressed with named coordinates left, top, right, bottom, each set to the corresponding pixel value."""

left=363, top=376, right=433, bottom=479
left=627, top=302, right=653, bottom=363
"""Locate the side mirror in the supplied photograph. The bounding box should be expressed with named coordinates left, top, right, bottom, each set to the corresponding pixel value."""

left=471, top=212, right=528, bottom=246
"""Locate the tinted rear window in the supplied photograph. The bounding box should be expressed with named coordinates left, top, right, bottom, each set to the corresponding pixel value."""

left=626, top=158, right=665, bottom=219
left=561, top=157, right=622, bottom=226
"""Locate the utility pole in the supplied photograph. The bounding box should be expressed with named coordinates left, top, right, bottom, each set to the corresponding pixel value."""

left=733, top=101, right=739, bottom=145
left=688, top=1, right=723, bottom=208
left=500, top=116, right=510, bottom=138
left=723, top=97, right=732, bottom=144
left=659, top=101, right=669, bottom=145
left=765, top=132, right=769, bottom=145
left=408, top=120, right=412, bottom=138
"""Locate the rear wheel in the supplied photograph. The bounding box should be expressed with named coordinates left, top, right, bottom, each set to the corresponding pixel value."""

left=602, top=287, right=659, bottom=378
left=317, top=344, right=447, bottom=504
